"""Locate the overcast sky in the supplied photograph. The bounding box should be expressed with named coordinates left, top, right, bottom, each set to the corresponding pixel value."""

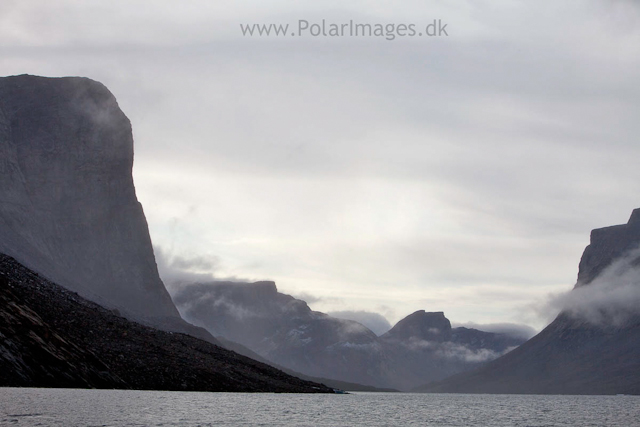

left=2, top=1, right=639, bottom=330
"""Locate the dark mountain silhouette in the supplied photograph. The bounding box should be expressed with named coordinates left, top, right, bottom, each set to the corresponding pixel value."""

left=418, top=209, right=640, bottom=395
left=171, top=281, right=525, bottom=390
left=0, top=253, right=332, bottom=392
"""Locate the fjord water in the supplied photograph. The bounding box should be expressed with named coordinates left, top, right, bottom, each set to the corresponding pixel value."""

left=1, top=389, right=639, bottom=426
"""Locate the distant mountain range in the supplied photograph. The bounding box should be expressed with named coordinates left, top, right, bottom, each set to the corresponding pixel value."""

left=418, top=210, right=640, bottom=395
left=171, top=281, right=525, bottom=390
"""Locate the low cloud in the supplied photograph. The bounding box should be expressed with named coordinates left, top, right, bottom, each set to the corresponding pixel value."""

left=171, top=253, right=220, bottom=271
left=400, top=338, right=509, bottom=363
left=154, top=245, right=217, bottom=286
left=169, top=281, right=285, bottom=336
left=172, top=279, right=313, bottom=318
left=331, top=317, right=378, bottom=341
left=435, top=342, right=504, bottom=364
left=328, top=311, right=392, bottom=336
left=154, top=245, right=249, bottom=287
left=290, top=291, right=324, bottom=304
left=544, top=246, right=640, bottom=327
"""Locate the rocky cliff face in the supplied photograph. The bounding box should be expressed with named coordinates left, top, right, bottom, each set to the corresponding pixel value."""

left=419, top=209, right=640, bottom=395
left=0, top=253, right=332, bottom=392
left=0, top=75, right=178, bottom=324
left=577, top=208, right=640, bottom=286
left=171, top=282, right=524, bottom=390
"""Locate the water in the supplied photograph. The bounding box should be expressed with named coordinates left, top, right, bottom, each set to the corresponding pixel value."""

left=1, top=388, right=639, bottom=426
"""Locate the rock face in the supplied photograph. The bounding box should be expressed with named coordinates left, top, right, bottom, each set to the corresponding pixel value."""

left=171, top=281, right=392, bottom=387
left=0, top=75, right=178, bottom=323
left=0, top=253, right=333, bottom=393
left=419, top=209, right=640, bottom=395
left=577, top=208, right=640, bottom=286
left=171, top=282, right=524, bottom=390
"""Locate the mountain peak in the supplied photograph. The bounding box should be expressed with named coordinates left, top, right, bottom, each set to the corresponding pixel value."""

left=252, top=280, right=278, bottom=294
left=628, top=208, right=640, bottom=225
left=382, top=310, right=452, bottom=342
left=578, top=208, right=640, bottom=286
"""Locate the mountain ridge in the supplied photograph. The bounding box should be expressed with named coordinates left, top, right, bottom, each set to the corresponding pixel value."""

left=171, top=280, right=525, bottom=390
left=0, top=74, right=219, bottom=342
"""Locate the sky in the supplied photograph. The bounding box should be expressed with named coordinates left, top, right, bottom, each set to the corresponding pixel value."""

left=1, top=1, right=639, bottom=331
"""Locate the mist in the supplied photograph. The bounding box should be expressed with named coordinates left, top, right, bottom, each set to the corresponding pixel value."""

left=328, top=310, right=392, bottom=335
left=545, top=246, right=640, bottom=327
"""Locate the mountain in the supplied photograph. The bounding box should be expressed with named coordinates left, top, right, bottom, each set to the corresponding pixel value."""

left=380, top=310, right=522, bottom=390
left=171, top=281, right=525, bottom=390
left=0, top=75, right=176, bottom=324
left=0, top=253, right=332, bottom=392
left=577, top=208, right=640, bottom=286
left=216, top=336, right=399, bottom=392
left=0, top=74, right=210, bottom=338
left=171, top=281, right=393, bottom=387
left=418, top=209, right=640, bottom=395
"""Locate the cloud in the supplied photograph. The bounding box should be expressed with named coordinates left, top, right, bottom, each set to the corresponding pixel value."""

left=154, top=245, right=218, bottom=286
left=435, top=342, right=505, bottom=364
left=170, top=253, right=220, bottom=271
left=168, top=281, right=300, bottom=335
left=400, top=338, right=510, bottom=363
left=289, top=291, right=323, bottom=304
left=543, top=246, right=640, bottom=327
left=328, top=310, right=392, bottom=335
left=155, top=245, right=251, bottom=289
left=330, top=317, right=377, bottom=340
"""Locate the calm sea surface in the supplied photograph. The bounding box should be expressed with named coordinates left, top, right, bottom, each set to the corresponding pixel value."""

left=1, top=388, right=638, bottom=426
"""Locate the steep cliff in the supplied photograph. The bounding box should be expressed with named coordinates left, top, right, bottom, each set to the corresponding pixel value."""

left=419, top=209, right=640, bottom=395
left=0, top=75, right=178, bottom=324
left=577, top=208, right=640, bottom=286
